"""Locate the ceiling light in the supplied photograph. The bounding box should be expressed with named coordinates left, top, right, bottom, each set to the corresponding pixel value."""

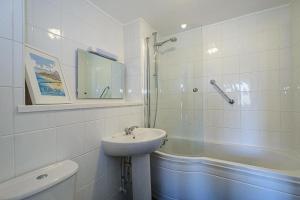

left=181, top=24, right=187, bottom=29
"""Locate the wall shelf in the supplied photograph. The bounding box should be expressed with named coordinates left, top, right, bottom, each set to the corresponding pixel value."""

left=18, top=100, right=144, bottom=113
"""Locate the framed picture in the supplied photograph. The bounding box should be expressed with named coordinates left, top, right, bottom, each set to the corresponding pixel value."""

left=25, top=45, right=71, bottom=104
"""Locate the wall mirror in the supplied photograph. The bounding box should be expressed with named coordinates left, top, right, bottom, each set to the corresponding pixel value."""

left=77, top=49, right=125, bottom=99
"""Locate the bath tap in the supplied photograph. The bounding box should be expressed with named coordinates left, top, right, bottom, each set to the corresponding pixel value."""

left=124, top=126, right=139, bottom=135
left=161, top=135, right=168, bottom=147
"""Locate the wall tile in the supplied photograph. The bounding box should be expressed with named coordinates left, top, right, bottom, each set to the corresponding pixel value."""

left=31, top=0, right=61, bottom=32
left=240, top=91, right=259, bottom=110
left=281, top=112, right=293, bottom=132
left=222, top=38, right=240, bottom=57
left=14, top=87, right=25, bottom=110
left=56, top=123, right=85, bottom=161
left=219, top=128, right=241, bottom=144
left=61, top=38, right=86, bottom=67
left=280, top=24, right=291, bottom=48
left=15, top=128, right=56, bottom=175
left=241, top=130, right=261, bottom=146
left=203, top=58, right=222, bottom=76
left=72, top=148, right=105, bottom=190
left=13, top=0, right=24, bottom=42
left=29, top=26, right=62, bottom=59
left=237, top=14, right=257, bottom=35
left=104, top=117, right=121, bottom=137
left=258, top=70, right=279, bottom=91
left=84, top=108, right=106, bottom=121
left=256, top=29, right=280, bottom=51
left=280, top=48, right=292, bottom=69
left=259, top=111, right=281, bottom=131
left=0, top=0, right=13, bottom=39
left=0, top=87, right=13, bottom=136
left=205, top=93, right=224, bottom=110
left=205, top=110, right=223, bottom=127
left=49, top=110, right=86, bottom=127
left=14, top=112, right=53, bottom=133
left=257, top=91, right=280, bottom=111
left=61, top=12, right=82, bottom=42
left=84, top=120, right=104, bottom=152
left=75, top=175, right=115, bottom=200
left=0, top=136, right=14, bottom=183
left=258, top=50, right=279, bottom=71
left=222, top=74, right=240, bottom=92
left=239, top=53, right=259, bottom=73
left=223, top=110, right=241, bottom=128
left=61, top=65, right=76, bottom=100
left=13, top=42, right=24, bottom=87
left=222, top=56, right=239, bottom=74
left=259, top=131, right=281, bottom=149
left=221, top=19, right=239, bottom=40
left=279, top=68, right=293, bottom=91
left=0, top=38, right=13, bottom=86
left=241, top=111, right=261, bottom=130
left=280, top=90, right=293, bottom=111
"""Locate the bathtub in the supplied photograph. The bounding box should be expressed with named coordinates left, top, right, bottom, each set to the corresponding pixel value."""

left=151, top=137, right=300, bottom=200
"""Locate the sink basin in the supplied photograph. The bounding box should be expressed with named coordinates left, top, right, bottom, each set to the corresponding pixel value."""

left=102, top=128, right=166, bottom=156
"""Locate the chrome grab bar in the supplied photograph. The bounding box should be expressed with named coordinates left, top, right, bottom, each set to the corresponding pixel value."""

left=99, top=86, right=110, bottom=98
left=210, top=80, right=235, bottom=105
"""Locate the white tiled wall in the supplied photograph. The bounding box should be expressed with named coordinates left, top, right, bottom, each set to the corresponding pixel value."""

left=0, top=1, right=144, bottom=200
left=156, top=28, right=203, bottom=140
left=157, top=5, right=295, bottom=151
left=123, top=20, right=143, bottom=101
left=26, top=0, right=124, bottom=100
left=123, top=18, right=156, bottom=102
left=122, top=5, right=295, bottom=152
left=202, top=5, right=294, bottom=150
left=291, top=0, right=300, bottom=152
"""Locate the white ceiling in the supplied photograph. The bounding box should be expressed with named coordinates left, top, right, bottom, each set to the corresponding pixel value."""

left=91, top=0, right=291, bottom=36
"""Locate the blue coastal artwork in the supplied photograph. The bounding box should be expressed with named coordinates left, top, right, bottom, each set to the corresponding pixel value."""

left=30, top=53, right=66, bottom=96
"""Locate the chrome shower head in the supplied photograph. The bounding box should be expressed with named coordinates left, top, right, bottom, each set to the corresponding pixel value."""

left=154, top=37, right=177, bottom=47
left=170, top=37, right=177, bottom=42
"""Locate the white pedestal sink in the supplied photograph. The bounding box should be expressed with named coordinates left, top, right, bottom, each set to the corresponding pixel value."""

left=102, top=128, right=166, bottom=200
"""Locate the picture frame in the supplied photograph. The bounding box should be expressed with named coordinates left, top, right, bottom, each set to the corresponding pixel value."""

left=24, top=45, right=71, bottom=104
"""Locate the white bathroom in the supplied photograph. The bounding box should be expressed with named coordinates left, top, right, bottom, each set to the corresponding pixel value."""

left=0, top=0, right=300, bottom=199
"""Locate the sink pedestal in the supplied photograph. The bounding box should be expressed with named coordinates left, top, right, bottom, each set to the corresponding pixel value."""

left=131, top=154, right=151, bottom=200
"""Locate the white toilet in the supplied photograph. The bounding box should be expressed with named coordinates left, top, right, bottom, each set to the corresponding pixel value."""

left=0, top=160, right=78, bottom=200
